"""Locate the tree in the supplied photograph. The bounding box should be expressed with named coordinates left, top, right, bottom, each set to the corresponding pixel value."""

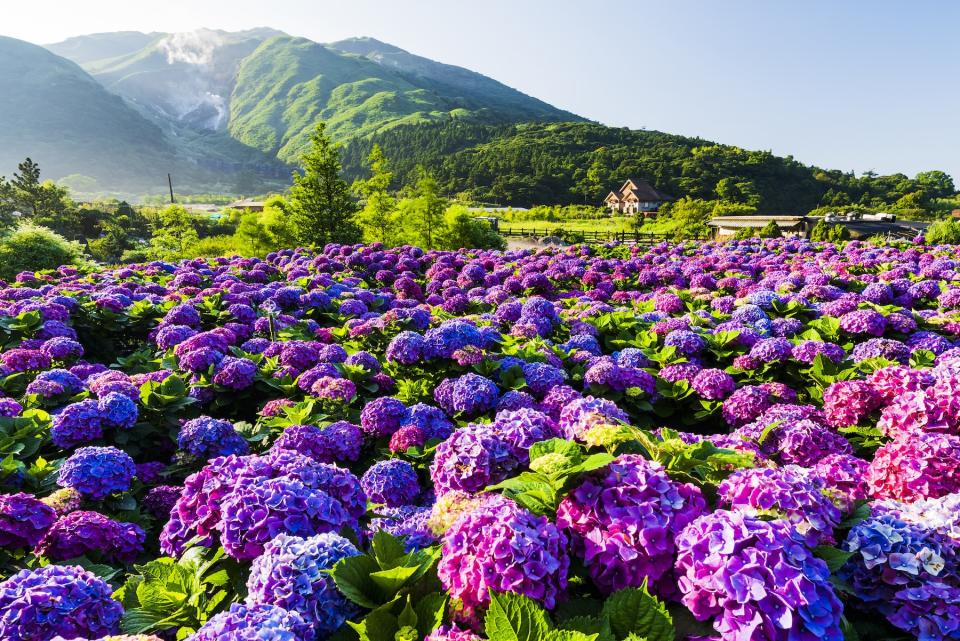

left=916, top=171, right=955, bottom=200
left=662, top=197, right=713, bottom=240
left=437, top=205, right=505, bottom=250
left=235, top=212, right=272, bottom=256
left=0, top=158, right=71, bottom=233
left=757, top=220, right=782, bottom=238
left=259, top=196, right=298, bottom=249
left=289, top=123, right=361, bottom=248
left=355, top=144, right=400, bottom=245
left=149, top=205, right=199, bottom=259
left=406, top=167, right=447, bottom=248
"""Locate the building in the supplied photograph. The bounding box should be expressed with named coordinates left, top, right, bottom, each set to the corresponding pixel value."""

left=707, top=214, right=929, bottom=241
left=604, top=179, right=673, bottom=215
left=228, top=199, right=266, bottom=212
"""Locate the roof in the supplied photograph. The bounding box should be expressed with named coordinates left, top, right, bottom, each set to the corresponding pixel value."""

left=617, top=178, right=673, bottom=202
left=708, top=216, right=807, bottom=229
left=229, top=199, right=265, bottom=208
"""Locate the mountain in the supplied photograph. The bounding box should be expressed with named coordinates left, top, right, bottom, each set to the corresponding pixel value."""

left=46, top=31, right=161, bottom=65
left=45, top=30, right=581, bottom=165
left=0, top=36, right=176, bottom=186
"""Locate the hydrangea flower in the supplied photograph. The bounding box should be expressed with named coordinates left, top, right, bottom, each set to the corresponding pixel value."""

left=717, top=466, right=841, bottom=545
left=51, top=399, right=104, bottom=448
left=359, top=396, right=408, bottom=437
left=840, top=511, right=960, bottom=640
left=822, top=380, right=881, bottom=427
left=439, top=495, right=569, bottom=610
left=436, top=373, right=499, bottom=417
left=430, top=425, right=517, bottom=494
left=177, top=416, right=250, bottom=460
left=867, top=432, right=960, bottom=502
left=57, top=446, right=135, bottom=500
left=556, top=455, right=705, bottom=596
left=558, top=396, right=629, bottom=440
left=675, top=510, right=843, bottom=641
left=189, top=603, right=310, bottom=641
left=0, top=565, right=124, bottom=641
left=246, top=533, right=361, bottom=636
left=360, top=459, right=420, bottom=507
left=368, top=505, right=437, bottom=551
left=0, top=492, right=56, bottom=549
left=34, top=510, right=144, bottom=564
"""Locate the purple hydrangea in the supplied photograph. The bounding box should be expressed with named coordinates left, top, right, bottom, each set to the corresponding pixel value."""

left=97, top=391, right=139, bottom=429
left=0, top=565, right=124, bottom=641
left=385, top=331, right=425, bottom=365
left=556, top=455, right=706, bottom=596
left=213, top=356, right=258, bottom=389
left=675, top=510, right=843, bottom=641
left=246, top=532, right=361, bottom=636
left=558, top=396, right=629, bottom=441
left=722, top=385, right=773, bottom=427
left=360, top=459, right=420, bottom=507
left=51, top=400, right=104, bottom=448
left=717, top=466, right=842, bottom=545
left=436, top=373, right=499, bottom=418
left=431, top=425, right=517, bottom=495
left=840, top=511, right=960, bottom=640
left=0, top=492, right=56, bottom=549
left=368, top=505, right=437, bottom=551
left=34, top=510, right=145, bottom=564
left=142, top=485, right=182, bottom=521
left=438, top=495, right=569, bottom=610
left=57, top=446, right=135, bottom=500
left=691, top=368, right=736, bottom=400
left=359, top=396, right=408, bottom=437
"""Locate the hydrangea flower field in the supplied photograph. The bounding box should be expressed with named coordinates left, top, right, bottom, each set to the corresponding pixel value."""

left=0, top=238, right=959, bottom=641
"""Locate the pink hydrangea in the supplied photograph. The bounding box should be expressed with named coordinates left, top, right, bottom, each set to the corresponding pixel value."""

left=867, top=432, right=960, bottom=502
left=822, top=380, right=881, bottom=427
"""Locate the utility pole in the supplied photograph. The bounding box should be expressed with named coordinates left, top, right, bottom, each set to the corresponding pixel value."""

left=167, top=174, right=175, bottom=204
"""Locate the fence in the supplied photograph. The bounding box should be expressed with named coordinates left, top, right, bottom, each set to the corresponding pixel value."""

left=498, top=227, right=706, bottom=244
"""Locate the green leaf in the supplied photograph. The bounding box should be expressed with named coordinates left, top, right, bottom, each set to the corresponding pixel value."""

left=545, top=632, right=598, bottom=641
left=529, top=438, right=583, bottom=463
left=398, top=596, right=418, bottom=628
left=814, top=546, right=856, bottom=573
left=484, top=590, right=552, bottom=641
left=371, top=530, right=407, bottom=569
left=348, top=606, right=399, bottom=641
left=121, top=608, right=168, bottom=634
left=414, top=593, right=448, bottom=638
left=332, top=554, right=383, bottom=609
left=369, top=564, right=419, bottom=595
left=559, top=616, right=615, bottom=641
left=601, top=586, right=674, bottom=641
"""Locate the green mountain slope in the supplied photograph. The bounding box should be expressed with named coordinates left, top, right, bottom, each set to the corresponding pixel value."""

left=228, top=36, right=581, bottom=163
left=341, top=120, right=949, bottom=211
left=0, top=36, right=176, bottom=186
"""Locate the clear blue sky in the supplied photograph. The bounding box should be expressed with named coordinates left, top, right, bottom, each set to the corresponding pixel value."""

left=5, top=0, right=958, bottom=182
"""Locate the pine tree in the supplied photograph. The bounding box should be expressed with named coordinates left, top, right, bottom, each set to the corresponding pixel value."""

left=355, top=145, right=399, bottom=245
left=289, top=123, right=361, bottom=248
left=410, top=166, right=447, bottom=248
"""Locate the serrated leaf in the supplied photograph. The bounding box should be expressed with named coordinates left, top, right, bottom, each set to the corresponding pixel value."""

left=371, top=530, right=407, bottom=568
left=559, top=616, right=615, bottom=641
left=121, top=608, right=168, bottom=634
left=369, top=564, right=419, bottom=595
left=484, top=590, right=552, bottom=641
left=348, top=606, right=399, bottom=641
left=601, top=586, right=673, bottom=641
left=332, top=554, right=382, bottom=608
left=529, top=438, right=583, bottom=463
left=545, top=631, right=598, bottom=641
left=414, top=592, right=448, bottom=638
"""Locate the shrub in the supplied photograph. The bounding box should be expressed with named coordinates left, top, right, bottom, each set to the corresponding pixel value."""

left=757, top=220, right=782, bottom=238
left=925, top=219, right=960, bottom=244
left=0, top=225, right=84, bottom=280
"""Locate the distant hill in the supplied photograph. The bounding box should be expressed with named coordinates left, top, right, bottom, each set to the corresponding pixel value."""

left=45, top=31, right=160, bottom=65
left=0, top=36, right=176, bottom=187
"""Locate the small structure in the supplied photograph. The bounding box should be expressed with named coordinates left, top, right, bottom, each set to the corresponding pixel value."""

left=228, top=199, right=266, bottom=212
left=604, top=179, right=673, bottom=216
left=708, top=214, right=929, bottom=241
left=472, top=216, right=500, bottom=231
left=708, top=216, right=811, bottom=239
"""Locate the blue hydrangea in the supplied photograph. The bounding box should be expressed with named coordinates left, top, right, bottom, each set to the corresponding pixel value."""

left=97, top=391, right=139, bottom=429
left=57, top=446, right=135, bottom=500
left=51, top=399, right=104, bottom=448
left=246, top=533, right=361, bottom=636
left=368, top=505, right=437, bottom=551
left=177, top=416, right=250, bottom=460
left=190, top=603, right=310, bottom=641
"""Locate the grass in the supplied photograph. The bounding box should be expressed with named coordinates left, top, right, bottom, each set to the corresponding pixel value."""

left=498, top=216, right=635, bottom=234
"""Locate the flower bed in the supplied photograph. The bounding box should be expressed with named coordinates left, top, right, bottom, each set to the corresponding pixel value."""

left=0, top=238, right=958, bottom=640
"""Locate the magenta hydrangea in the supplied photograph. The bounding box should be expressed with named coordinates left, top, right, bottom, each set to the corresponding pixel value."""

left=438, top=495, right=569, bottom=610
left=556, top=455, right=706, bottom=596
left=34, top=510, right=144, bottom=564
left=430, top=424, right=517, bottom=495
left=822, top=380, right=881, bottom=427
left=867, top=432, right=960, bottom=502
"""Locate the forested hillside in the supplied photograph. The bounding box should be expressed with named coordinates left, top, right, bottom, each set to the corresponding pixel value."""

left=341, top=121, right=956, bottom=211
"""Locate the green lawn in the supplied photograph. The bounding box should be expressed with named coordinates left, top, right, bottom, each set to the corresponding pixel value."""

left=498, top=216, right=634, bottom=233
